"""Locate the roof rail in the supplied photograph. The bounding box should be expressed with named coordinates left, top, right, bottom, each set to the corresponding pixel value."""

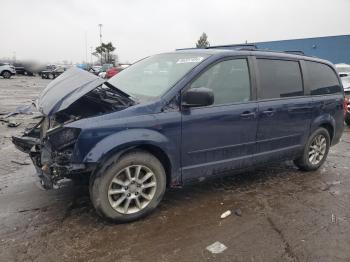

left=206, top=44, right=258, bottom=50
left=176, top=45, right=314, bottom=58
left=284, top=50, right=305, bottom=55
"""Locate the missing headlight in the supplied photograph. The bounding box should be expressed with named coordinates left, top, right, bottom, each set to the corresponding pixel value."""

left=47, top=127, right=81, bottom=150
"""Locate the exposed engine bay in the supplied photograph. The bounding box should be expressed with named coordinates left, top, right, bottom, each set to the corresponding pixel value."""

left=12, top=77, right=134, bottom=189
left=50, top=84, right=133, bottom=128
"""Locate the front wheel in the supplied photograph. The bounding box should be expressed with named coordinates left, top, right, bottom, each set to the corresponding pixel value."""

left=294, top=127, right=330, bottom=171
left=2, top=71, right=11, bottom=79
left=90, top=151, right=166, bottom=223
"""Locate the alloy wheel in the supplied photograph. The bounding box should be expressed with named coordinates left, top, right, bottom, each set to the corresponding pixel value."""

left=108, top=165, right=157, bottom=214
left=2, top=71, right=11, bottom=79
left=308, top=134, right=327, bottom=165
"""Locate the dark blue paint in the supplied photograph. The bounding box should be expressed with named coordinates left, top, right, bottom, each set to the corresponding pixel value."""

left=65, top=50, right=344, bottom=186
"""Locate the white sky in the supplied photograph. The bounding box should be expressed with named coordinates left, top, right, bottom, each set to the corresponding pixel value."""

left=1, top=0, right=349, bottom=63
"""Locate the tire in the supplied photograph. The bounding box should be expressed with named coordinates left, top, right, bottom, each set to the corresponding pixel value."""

left=294, top=127, right=330, bottom=171
left=90, top=150, right=166, bottom=223
left=345, top=112, right=350, bottom=126
left=48, top=73, right=54, bottom=79
left=2, top=71, right=11, bottom=79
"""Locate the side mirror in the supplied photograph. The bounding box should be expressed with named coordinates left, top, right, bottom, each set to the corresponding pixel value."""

left=182, top=87, right=214, bottom=107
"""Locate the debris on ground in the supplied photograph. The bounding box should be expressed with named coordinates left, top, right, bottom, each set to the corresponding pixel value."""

left=7, top=121, right=21, bottom=128
left=321, top=181, right=341, bottom=191
left=220, top=210, right=231, bottom=219
left=206, top=241, right=227, bottom=254
left=2, top=104, right=33, bottom=118
left=234, top=208, right=242, bottom=217
left=331, top=213, right=337, bottom=223
left=11, top=160, right=30, bottom=166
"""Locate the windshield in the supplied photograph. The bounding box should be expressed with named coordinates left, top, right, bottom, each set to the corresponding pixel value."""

left=107, top=53, right=210, bottom=101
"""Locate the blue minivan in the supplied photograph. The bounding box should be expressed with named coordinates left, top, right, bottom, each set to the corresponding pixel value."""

left=13, top=49, right=345, bottom=222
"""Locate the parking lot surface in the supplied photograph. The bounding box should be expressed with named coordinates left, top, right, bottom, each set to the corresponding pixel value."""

left=1, top=76, right=350, bottom=262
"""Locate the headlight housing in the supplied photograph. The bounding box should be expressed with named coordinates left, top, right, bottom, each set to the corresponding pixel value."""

left=46, top=127, right=81, bottom=150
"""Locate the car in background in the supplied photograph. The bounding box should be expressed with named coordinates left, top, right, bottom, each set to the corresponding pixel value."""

left=41, top=67, right=66, bottom=79
left=105, top=66, right=124, bottom=78
left=102, top=63, right=113, bottom=72
left=98, top=63, right=114, bottom=78
left=38, top=65, right=56, bottom=77
left=89, top=65, right=102, bottom=76
left=335, top=64, right=350, bottom=125
left=92, top=65, right=102, bottom=72
left=13, top=63, right=34, bottom=76
left=0, top=63, right=16, bottom=79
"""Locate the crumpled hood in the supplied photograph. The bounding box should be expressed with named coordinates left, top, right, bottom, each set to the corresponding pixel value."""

left=37, top=67, right=106, bottom=116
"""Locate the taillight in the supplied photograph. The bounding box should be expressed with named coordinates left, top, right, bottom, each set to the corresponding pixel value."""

left=344, top=96, right=349, bottom=116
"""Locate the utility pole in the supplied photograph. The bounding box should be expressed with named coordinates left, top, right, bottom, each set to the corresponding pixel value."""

left=85, top=32, right=88, bottom=66
left=90, top=46, right=93, bottom=65
left=98, top=24, right=103, bottom=65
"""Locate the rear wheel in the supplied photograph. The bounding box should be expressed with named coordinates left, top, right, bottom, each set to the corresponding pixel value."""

left=90, top=151, right=166, bottom=223
left=48, top=73, right=54, bottom=79
left=294, top=127, right=330, bottom=171
left=2, top=71, right=11, bottom=79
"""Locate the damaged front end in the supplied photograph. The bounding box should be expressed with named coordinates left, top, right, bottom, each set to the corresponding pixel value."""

left=13, top=119, right=85, bottom=189
left=12, top=68, right=135, bottom=189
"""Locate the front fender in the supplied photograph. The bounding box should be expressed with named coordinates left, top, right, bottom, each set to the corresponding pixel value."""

left=83, top=128, right=170, bottom=163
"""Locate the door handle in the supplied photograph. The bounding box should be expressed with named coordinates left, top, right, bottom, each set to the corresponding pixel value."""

left=240, top=111, right=256, bottom=118
left=261, top=109, right=275, bottom=116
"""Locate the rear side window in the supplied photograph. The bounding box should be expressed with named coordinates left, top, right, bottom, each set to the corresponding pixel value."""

left=257, top=59, right=303, bottom=99
left=189, top=59, right=251, bottom=105
left=304, top=61, right=341, bottom=95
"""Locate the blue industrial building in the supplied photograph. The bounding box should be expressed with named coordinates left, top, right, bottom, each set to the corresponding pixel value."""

left=253, top=34, right=350, bottom=64
left=181, top=34, right=350, bottom=65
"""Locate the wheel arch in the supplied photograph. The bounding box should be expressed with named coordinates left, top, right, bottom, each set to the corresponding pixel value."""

left=319, top=123, right=334, bottom=142
left=84, top=129, right=176, bottom=187
left=310, top=114, right=335, bottom=143
left=121, top=144, right=172, bottom=187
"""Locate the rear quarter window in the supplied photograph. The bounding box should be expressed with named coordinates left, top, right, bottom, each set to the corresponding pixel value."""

left=304, top=61, right=342, bottom=95
left=257, top=59, right=303, bottom=99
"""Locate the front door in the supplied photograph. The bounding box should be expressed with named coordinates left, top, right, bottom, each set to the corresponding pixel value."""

left=181, top=58, right=258, bottom=182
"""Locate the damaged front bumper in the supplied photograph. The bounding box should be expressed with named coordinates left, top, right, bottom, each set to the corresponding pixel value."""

left=12, top=120, right=90, bottom=189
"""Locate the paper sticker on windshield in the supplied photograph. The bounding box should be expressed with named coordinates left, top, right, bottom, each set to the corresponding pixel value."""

left=176, top=57, right=204, bottom=64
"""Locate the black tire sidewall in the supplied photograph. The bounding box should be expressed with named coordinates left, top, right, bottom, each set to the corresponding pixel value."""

left=91, top=151, right=166, bottom=223
left=302, top=128, right=330, bottom=170
left=2, top=71, right=11, bottom=79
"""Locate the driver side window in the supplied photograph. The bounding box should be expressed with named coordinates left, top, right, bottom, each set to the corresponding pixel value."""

left=190, top=59, right=251, bottom=105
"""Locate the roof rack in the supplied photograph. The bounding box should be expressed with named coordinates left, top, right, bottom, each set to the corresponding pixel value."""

left=206, top=44, right=258, bottom=50
left=283, top=50, right=305, bottom=55
left=176, top=45, right=313, bottom=58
